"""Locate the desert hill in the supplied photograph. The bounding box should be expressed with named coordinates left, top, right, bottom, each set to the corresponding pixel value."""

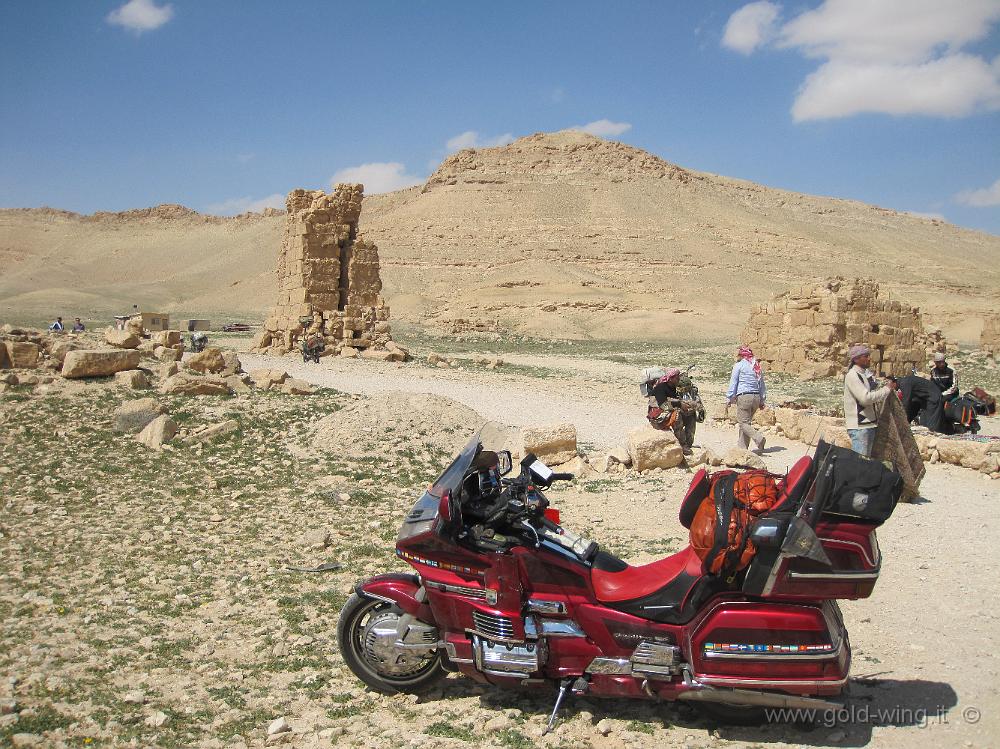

left=2, top=130, right=998, bottom=343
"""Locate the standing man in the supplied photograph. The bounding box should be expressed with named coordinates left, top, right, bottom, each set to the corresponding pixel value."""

left=726, top=345, right=767, bottom=452
left=929, top=352, right=958, bottom=401
left=650, top=368, right=696, bottom=454
left=844, top=344, right=891, bottom=457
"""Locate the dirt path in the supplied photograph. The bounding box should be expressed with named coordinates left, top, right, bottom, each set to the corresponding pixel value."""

left=243, top=351, right=1000, bottom=749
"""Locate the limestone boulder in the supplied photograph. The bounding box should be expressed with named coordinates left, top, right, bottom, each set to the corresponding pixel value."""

left=248, top=369, right=287, bottom=389
left=159, top=373, right=231, bottom=396
left=361, top=349, right=394, bottom=362
left=113, top=398, right=165, bottom=433
left=61, top=349, right=140, bottom=379
left=281, top=377, right=316, bottom=395
left=627, top=427, right=684, bottom=472
left=185, top=347, right=226, bottom=374
left=220, top=350, right=242, bottom=376
left=225, top=374, right=251, bottom=394
left=340, top=346, right=359, bottom=358
left=158, top=362, right=179, bottom=379
left=46, top=340, right=76, bottom=367
left=4, top=341, right=40, bottom=369
left=936, top=439, right=991, bottom=470
left=135, top=414, right=178, bottom=450
left=722, top=448, right=767, bottom=470
left=104, top=328, right=140, bottom=349
left=521, top=423, right=578, bottom=466
left=114, top=369, right=150, bottom=389
left=183, top=419, right=239, bottom=444
left=154, top=346, right=183, bottom=362
left=152, top=330, right=182, bottom=347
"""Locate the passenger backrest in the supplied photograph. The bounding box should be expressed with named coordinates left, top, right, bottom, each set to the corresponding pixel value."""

left=679, top=469, right=711, bottom=529
left=772, top=456, right=813, bottom=514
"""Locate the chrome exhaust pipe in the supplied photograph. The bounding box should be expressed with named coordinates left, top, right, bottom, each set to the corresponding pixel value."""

left=678, top=686, right=841, bottom=711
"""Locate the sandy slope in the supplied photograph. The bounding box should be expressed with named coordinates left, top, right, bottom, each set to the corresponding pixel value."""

left=3, top=131, right=999, bottom=342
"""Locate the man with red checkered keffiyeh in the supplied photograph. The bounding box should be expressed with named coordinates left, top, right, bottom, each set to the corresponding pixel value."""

left=726, top=345, right=767, bottom=452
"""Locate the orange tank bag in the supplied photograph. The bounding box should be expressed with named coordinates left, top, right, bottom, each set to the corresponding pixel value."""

left=689, top=470, right=780, bottom=579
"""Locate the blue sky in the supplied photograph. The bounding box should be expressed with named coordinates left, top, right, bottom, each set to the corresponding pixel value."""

left=2, top=0, right=999, bottom=235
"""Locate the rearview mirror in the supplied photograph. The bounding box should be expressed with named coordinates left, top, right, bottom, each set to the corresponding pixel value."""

left=496, top=450, right=512, bottom=476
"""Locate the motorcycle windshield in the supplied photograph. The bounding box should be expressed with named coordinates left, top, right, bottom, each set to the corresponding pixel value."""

left=398, top=422, right=508, bottom=543
left=427, top=422, right=509, bottom=498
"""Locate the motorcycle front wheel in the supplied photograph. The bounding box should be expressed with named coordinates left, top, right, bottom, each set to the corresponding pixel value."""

left=336, top=592, right=446, bottom=694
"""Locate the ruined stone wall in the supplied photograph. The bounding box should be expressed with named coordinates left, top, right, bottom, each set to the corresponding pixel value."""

left=742, top=279, right=948, bottom=379
left=251, top=185, right=401, bottom=358
left=981, top=314, right=1000, bottom=357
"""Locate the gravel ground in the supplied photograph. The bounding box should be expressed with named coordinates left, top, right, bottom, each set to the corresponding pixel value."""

left=240, top=351, right=1000, bottom=749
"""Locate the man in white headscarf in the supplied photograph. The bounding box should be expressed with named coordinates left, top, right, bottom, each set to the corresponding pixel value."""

left=844, top=344, right=891, bottom=457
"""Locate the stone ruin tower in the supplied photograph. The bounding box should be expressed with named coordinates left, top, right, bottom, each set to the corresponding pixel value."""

left=741, top=278, right=949, bottom=379
left=981, top=314, right=1000, bottom=357
left=251, top=184, right=396, bottom=357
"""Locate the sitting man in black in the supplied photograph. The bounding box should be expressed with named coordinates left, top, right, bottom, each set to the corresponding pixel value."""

left=650, top=368, right=696, bottom=455
left=929, top=352, right=958, bottom=401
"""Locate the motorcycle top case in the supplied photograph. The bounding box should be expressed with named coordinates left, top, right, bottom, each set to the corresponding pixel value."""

left=813, top=440, right=903, bottom=524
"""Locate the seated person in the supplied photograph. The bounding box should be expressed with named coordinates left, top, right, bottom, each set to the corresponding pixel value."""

left=649, top=368, right=696, bottom=454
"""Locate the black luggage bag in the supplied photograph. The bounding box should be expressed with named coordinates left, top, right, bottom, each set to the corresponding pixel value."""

left=813, top=440, right=903, bottom=524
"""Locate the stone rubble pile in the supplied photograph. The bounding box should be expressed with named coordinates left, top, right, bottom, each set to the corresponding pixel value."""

left=742, top=278, right=950, bottom=379
left=250, top=185, right=407, bottom=361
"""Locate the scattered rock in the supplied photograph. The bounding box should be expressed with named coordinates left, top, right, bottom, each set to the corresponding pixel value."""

left=10, top=734, right=43, bottom=747
left=104, top=328, right=140, bottom=349
left=627, top=427, right=684, bottom=471
left=298, top=528, right=331, bottom=549
left=145, top=710, right=169, bottom=728
left=123, top=690, right=147, bottom=705
left=521, top=423, right=577, bottom=465
left=113, top=398, right=165, bottom=433
left=280, top=378, right=316, bottom=395
left=248, top=369, right=288, bottom=389
left=62, top=349, right=141, bottom=379
left=186, top=347, right=226, bottom=374
left=340, top=346, right=359, bottom=359
left=183, top=419, right=238, bottom=444
left=152, top=330, right=182, bottom=347
left=596, top=718, right=614, bottom=736
left=136, top=414, right=178, bottom=450
left=483, top=715, right=511, bottom=732
left=4, top=341, right=41, bottom=369
left=159, top=373, right=231, bottom=396
left=114, top=369, right=150, bottom=389
left=267, top=717, right=291, bottom=735
left=154, top=346, right=183, bottom=362
left=722, top=447, right=767, bottom=470
left=225, top=374, right=251, bottom=394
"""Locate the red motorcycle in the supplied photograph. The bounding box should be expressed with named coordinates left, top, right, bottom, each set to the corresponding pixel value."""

left=337, top=424, right=890, bottom=728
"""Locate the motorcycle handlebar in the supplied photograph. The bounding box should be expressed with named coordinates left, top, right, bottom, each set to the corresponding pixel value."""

left=549, top=472, right=574, bottom=483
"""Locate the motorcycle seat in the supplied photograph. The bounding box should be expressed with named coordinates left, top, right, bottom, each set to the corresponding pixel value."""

left=590, top=545, right=702, bottom=603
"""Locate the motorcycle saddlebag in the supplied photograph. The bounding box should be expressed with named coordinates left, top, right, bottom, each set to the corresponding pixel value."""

left=814, top=440, right=902, bottom=524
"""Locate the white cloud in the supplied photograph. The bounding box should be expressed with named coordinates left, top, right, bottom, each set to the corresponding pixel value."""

left=330, top=162, right=423, bottom=194
left=445, top=131, right=516, bottom=152
left=205, top=193, right=285, bottom=216
left=106, top=0, right=174, bottom=33
left=571, top=119, right=633, bottom=137
left=955, top=177, right=1000, bottom=207
left=723, top=0, right=1000, bottom=121
left=722, top=1, right=781, bottom=54
left=792, top=54, right=1000, bottom=121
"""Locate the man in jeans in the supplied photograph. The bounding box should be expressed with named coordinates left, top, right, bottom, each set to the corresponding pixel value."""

left=843, top=344, right=891, bottom=457
left=726, top=345, right=767, bottom=452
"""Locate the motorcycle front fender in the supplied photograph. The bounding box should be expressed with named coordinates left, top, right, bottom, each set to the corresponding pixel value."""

left=356, top=573, right=434, bottom=622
